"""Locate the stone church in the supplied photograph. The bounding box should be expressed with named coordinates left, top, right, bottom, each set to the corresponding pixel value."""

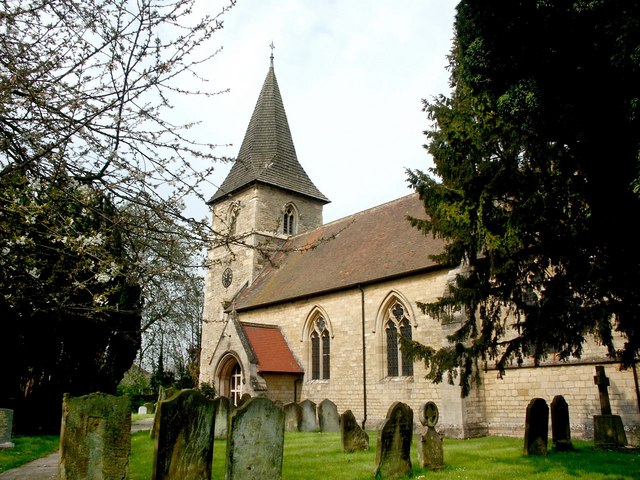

left=199, top=56, right=640, bottom=442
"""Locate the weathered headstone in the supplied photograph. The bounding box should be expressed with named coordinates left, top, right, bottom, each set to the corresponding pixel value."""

left=417, top=401, right=444, bottom=469
left=524, top=397, right=549, bottom=456
left=150, top=387, right=179, bottom=439
left=138, top=405, right=148, bottom=415
left=593, top=365, right=628, bottom=448
left=340, top=409, right=369, bottom=452
left=151, top=389, right=217, bottom=480
left=299, top=399, right=318, bottom=432
left=551, top=395, right=573, bottom=451
left=58, top=392, right=131, bottom=480
left=236, top=393, right=252, bottom=409
left=226, top=396, right=285, bottom=480
left=0, top=408, right=15, bottom=449
left=214, top=396, right=231, bottom=439
left=318, top=399, right=340, bottom=432
left=283, top=402, right=302, bottom=432
left=374, top=402, right=413, bottom=479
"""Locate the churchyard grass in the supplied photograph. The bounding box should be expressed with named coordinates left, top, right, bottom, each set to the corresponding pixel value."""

left=127, top=430, right=640, bottom=480
left=3, top=429, right=638, bottom=478
left=0, top=435, right=58, bottom=472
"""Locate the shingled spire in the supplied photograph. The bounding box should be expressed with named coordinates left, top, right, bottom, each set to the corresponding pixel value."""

left=209, top=58, right=329, bottom=204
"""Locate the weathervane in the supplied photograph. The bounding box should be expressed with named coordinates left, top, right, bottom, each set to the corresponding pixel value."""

left=270, top=41, right=275, bottom=65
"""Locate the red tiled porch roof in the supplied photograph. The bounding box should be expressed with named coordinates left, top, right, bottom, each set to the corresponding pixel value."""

left=241, top=322, right=303, bottom=374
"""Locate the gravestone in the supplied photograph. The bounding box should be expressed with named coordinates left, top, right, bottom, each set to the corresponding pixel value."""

left=524, top=397, right=549, bottom=456
left=226, top=396, right=285, bottom=480
left=144, top=402, right=155, bottom=414
left=151, top=389, right=217, bottom=480
left=0, top=408, right=15, bottom=449
left=593, top=365, right=627, bottom=448
left=299, top=399, right=318, bottom=432
left=150, top=387, right=179, bottom=439
left=340, top=409, right=369, bottom=452
left=236, top=393, right=251, bottom=408
left=374, top=402, right=413, bottom=479
left=58, top=392, right=131, bottom=480
left=283, top=402, right=302, bottom=432
left=417, top=401, right=444, bottom=469
left=551, top=395, right=573, bottom=451
left=138, top=405, right=148, bottom=415
left=318, top=399, right=340, bottom=432
left=214, top=396, right=231, bottom=439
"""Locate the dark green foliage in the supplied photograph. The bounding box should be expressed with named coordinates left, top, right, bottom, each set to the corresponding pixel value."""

left=406, top=0, right=640, bottom=394
left=0, top=172, right=142, bottom=433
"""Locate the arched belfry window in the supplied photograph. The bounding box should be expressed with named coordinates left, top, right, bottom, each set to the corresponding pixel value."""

left=385, top=302, right=414, bottom=377
left=310, top=316, right=330, bottom=380
left=282, top=204, right=297, bottom=235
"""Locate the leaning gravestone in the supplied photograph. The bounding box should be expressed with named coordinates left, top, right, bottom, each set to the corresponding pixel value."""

left=283, top=402, right=302, bottom=432
left=0, top=408, right=15, bottom=449
left=214, top=396, right=231, bottom=439
left=374, top=402, right=413, bottom=479
left=58, top=392, right=131, bottom=480
left=417, top=401, right=444, bottom=469
left=318, top=399, right=340, bottom=432
left=299, top=399, right=318, bottom=432
left=593, top=365, right=627, bottom=448
left=551, top=395, right=573, bottom=451
left=151, top=389, right=217, bottom=480
left=524, top=397, right=549, bottom=456
left=226, top=396, right=285, bottom=480
left=340, top=409, right=369, bottom=452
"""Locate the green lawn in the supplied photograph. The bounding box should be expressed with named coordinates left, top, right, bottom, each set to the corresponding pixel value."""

left=3, top=428, right=638, bottom=479
left=128, top=431, right=640, bottom=480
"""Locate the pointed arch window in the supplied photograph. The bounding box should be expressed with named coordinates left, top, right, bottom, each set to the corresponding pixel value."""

left=230, top=363, right=243, bottom=406
left=282, top=204, right=296, bottom=235
left=310, top=316, right=330, bottom=380
left=385, top=302, right=413, bottom=377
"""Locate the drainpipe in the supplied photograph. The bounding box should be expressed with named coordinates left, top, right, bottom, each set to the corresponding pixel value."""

left=632, top=361, right=640, bottom=413
left=359, top=285, right=368, bottom=429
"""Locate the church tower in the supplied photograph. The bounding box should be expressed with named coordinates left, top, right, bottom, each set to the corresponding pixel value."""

left=199, top=54, right=329, bottom=388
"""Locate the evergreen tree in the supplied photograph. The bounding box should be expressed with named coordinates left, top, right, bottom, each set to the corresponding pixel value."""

left=405, top=0, right=640, bottom=394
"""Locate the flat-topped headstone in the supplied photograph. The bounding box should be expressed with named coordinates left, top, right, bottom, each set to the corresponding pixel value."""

left=226, top=396, right=285, bottom=480
left=551, top=395, right=573, bottom=451
left=524, top=397, right=548, bottom=456
left=593, top=365, right=627, bottom=448
left=0, top=408, right=15, bottom=449
left=283, top=402, right=302, bottom=432
left=417, top=401, right=444, bottom=469
left=340, top=409, right=369, bottom=452
left=374, top=401, right=413, bottom=479
left=299, top=399, right=318, bottom=432
left=151, top=389, right=217, bottom=480
left=318, top=399, right=340, bottom=432
left=214, top=396, right=231, bottom=439
left=58, top=392, right=131, bottom=480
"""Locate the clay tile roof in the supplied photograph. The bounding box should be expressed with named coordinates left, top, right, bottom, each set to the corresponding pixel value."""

left=209, top=61, right=329, bottom=204
left=241, top=322, right=303, bottom=374
left=235, top=193, right=448, bottom=310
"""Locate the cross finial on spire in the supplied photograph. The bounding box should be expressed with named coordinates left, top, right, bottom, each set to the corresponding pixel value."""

left=269, top=41, right=275, bottom=66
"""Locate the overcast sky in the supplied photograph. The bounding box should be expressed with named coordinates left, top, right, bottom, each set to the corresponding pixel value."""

left=187, top=1, right=457, bottom=224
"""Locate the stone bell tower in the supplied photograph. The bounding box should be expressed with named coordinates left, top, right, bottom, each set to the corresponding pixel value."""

left=199, top=54, right=330, bottom=387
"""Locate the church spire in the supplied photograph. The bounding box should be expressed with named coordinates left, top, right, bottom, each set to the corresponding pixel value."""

left=209, top=55, right=329, bottom=204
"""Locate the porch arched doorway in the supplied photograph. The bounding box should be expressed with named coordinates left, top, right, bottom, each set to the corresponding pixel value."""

left=217, top=353, right=243, bottom=407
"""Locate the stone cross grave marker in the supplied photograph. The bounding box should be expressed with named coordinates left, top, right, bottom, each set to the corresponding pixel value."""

left=225, top=396, right=285, bottom=480
left=417, top=401, right=444, bottom=469
left=0, top=408, right=15, bottom=449
left=374, top=401, right=413, bottom=479
left=151, top=389, right=217, bottom=480
left=283, top=402, right=302, bottom=432
left=550, top=395, right=573, bottom=451
left=318, top=399, right=340, bottom=432
left=340, top=409, right=369, bottom=452
left=58, top=392, right=131, bottom=480
left=299, top=399, right=318, bottom=432
left=593, top=365, right=627, bottom=448
left=524, top=397, right=548, bottom=456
